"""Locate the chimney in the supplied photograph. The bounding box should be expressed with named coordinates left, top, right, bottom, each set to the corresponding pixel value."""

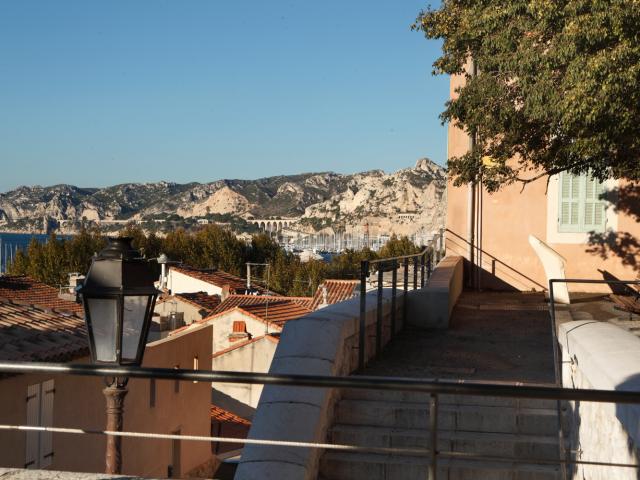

left=228, top=321, right=251, bottom=343
left=221, top=284, right=231, bottom=301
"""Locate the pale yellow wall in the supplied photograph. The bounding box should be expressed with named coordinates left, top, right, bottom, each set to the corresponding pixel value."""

left=0, top=324, right=213, bottom=477
left=207, top=310, right=280, bottom=353
left=446, top=73, right=640, bottom=293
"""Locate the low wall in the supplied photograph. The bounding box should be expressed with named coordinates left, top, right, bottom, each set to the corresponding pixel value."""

left=406, top=255, right=464, bottom=329
left=558, top=320, right=640, bottom=479
left=233, top=288, right=404, bottom=480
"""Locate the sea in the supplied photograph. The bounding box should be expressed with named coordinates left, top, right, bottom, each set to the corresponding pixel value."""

left=0, top=232, right=52, bottom=273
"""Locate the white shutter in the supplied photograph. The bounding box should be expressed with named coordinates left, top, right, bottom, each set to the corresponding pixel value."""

left=39, top=380, right=55, bottom=468
left=25, top=384, right=41, bottom=469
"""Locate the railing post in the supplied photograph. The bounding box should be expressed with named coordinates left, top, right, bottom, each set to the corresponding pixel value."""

left=391, top=260, right=397, bottom=336
left=420, top=252, right=426, bottom=288
left=413, top=257, right=418, bottom=290
left=429, top=393, right=439, bottom=480
left=376, top=263, right=384, bottom=356
left=403, top=257, right=409, bottom=325
left=359, top=260, right=368, bottom=371
left=427, top=252, right=432, bottom=279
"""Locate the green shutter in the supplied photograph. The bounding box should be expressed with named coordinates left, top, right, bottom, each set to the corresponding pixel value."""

left=559, top=172, right=581, bottom=232
left=583, top=176, right=606, bottom=232
left=558, top=172, right=607, bottom=233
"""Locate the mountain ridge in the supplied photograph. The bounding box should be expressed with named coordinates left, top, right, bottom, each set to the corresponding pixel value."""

left=0, top=159, right=446, bottom=236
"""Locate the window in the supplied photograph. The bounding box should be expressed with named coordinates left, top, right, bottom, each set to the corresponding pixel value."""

left=26, top=380, right=54, bottom=469
left=193, top=356, right=199, bottom=384
left=558, top=172, right=607, bottom=233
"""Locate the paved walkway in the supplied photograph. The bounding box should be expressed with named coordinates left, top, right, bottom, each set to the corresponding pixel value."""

left=361, top=291, right=556, bottom=384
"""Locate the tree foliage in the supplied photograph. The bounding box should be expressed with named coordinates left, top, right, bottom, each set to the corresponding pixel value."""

left=414, top=0, right=640, bottom=191
left=8, top=226, right=422, bottom=297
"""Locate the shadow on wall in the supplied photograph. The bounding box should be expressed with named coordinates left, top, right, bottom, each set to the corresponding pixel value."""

left=565, top=377, right=640, bottom=479
left=616, top=374, right=640, bottom=478
left=587, top=184, right=640, bottom=273
left=446, top=229, right=547, bottom=291
left=597, top=269, right=638, bottom=296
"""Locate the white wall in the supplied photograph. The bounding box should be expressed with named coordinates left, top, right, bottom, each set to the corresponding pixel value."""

left=559, top=320, right=640, bottom=479
left=208, top=310, right=280, bottom=353
left=167, top=269, right=222, bottom=296
left=212, top=336, right=278, bottom=408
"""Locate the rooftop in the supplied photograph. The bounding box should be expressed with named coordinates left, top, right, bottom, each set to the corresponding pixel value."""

left=0, top=299, right=87, bottom=363
left=0, top=275, right=83, bottom=315
left=213, top=293, right=312, bottom=315
left=310, top=279, right=359, bottom=310
left=210, top=405, right=252, bottom=427
left=157, top=291, right=221, bottom=313
left=170, top=265, right=267, bottom=294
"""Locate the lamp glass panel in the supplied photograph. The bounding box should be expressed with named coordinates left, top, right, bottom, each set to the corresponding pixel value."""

left=86, top=297, right=118, bottom=362
left=122, top=295, right=149, bottom=362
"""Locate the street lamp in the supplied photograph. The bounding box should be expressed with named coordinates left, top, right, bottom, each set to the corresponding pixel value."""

left=79, top=237, right=159, bottom=474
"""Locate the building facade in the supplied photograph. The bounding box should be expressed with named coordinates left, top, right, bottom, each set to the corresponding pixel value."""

left=446, top=70, right=640, bottom=292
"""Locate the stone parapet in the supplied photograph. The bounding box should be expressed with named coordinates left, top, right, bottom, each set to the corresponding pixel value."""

left=558, top=320, right=640, bottom=479
left=405, top=255, right=464, bottom=329
left=233, top=288, right=404, bottom=480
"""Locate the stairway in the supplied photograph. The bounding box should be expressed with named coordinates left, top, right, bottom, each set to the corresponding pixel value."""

left=319, top=389, right=562, bottom=480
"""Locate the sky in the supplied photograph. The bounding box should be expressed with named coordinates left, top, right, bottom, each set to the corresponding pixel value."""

left=0, top=1, right=448, bottom=192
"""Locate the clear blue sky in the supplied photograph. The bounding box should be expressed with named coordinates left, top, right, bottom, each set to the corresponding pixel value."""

left=0, top=1, right=448, bottom=192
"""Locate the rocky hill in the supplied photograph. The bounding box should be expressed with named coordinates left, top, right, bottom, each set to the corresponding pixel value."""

left=0, top=159, right=446, bottom=236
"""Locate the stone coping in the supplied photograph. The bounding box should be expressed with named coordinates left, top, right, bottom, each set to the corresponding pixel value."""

left=234, top=288, right=404, bottom=480
left=558, top=320, right=640, bottom=446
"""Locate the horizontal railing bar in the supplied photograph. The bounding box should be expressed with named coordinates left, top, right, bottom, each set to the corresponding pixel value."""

left=367, top=248, right=430, bottom=265
left=2, top=361, right=640, bottom=404
left=551, top=279, right=640, bottom=285
left=1, top=424, right=636, bottom=469
left=0, top=424, right=428, bottom=457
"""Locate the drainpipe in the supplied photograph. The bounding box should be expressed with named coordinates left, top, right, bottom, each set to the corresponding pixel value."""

left=466, top=58, right=477, bottom=289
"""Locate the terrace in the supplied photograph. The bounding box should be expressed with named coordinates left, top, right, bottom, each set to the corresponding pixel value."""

left=1, top=238, right=640, bottom=480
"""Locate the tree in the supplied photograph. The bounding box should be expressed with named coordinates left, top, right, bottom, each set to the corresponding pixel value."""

left=378, top=235, right=421, bottom=259
left=414, top=0, right=640, bottom=192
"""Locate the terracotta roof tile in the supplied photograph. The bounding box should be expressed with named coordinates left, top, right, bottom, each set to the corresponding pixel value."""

left=211, top=294, right=312, bottom=327
left=158, top=291, right=221, bottom=313
left=170, top=266, right=266, bottom=294
left=0, top=275, right=83, bottom=314
left=239, top=301, right=311, bottom=327
left=0, top=299, right=87, bottom=362
left=310, top=279, right=359, bottom=310
left=210, top=405, right=251, bottom=426
left=213, top=294, right=311, bottom=315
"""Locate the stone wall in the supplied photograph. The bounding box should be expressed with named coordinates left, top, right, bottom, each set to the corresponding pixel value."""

left=233, top=287, right=404, bottom=480
left=558, top=320, right=640, bottom=479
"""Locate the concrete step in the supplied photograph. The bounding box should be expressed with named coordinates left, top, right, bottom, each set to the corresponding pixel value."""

left=320, top=451, right=561, bottom=480
left=342, top=388, right=558, bottom=409
left=329, top=424, right=560, bottom=461
left=336, top=399, right=559, bottom=435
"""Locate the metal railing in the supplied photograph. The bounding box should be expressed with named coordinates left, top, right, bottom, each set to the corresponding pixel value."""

left=1, top=360, right=640, bottom=479
left=358, top=229, right=444, bottom=371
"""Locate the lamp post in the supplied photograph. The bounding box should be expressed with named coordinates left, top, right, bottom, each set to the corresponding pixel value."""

left=79, top=237, right=159, bottom=474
